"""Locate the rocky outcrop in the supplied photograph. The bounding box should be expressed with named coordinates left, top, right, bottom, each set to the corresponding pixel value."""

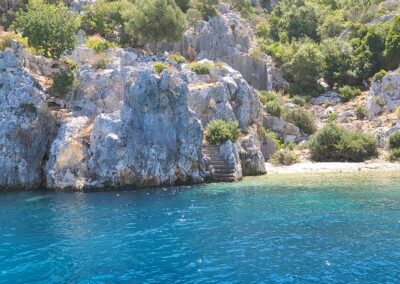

left=239, top=129, right=266, bottom=175
left=368, top=72, right=400, bottom=113
left=0, top=51, right=54, bottom=189
left=172, top=9, right=285, bottom=91
left=262, top=115, right=301, bottom=142
left=311, top=91, right=341, bottom=106
left=1, top=46, right=267, bottom=190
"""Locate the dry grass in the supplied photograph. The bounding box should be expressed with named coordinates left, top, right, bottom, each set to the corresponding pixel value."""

left=56, top=141, right=85, bottom=170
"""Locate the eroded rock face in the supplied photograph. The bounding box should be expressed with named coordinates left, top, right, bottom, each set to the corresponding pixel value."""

left=367, top=72, right=400, bottom=116
left=239, top=129, right=266, bottom=175
left=0, top=51, right=54, bottom=189
left=173, top=10, right=285, bottom=90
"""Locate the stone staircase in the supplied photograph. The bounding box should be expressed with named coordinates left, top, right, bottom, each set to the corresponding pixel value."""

left=203, top=144, right=237, bottom=182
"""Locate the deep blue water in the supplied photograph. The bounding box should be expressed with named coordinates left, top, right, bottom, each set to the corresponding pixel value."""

left=1, top=172, right=400, bottom=283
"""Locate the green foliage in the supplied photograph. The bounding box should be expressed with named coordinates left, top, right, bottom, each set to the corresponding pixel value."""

left=309, top=124, right=378, bottom=162
left=81, top=0, right=125, bottom=40
left=0, top=32, right=29, bottom=51
left=153, top=62, right=168, bottom=74
left=123, top=0, right=187, bottom=44
left=389, top=131, right=400, bottom=150
left=355, top=105, right=366, bottom=120
left=338, top=85, right=362, bottom=102
left=258, top=91, right=279, bottom=105
left=283, top=41, right=325, bottom=96
left=388, top=148, right=400, bottom=162
left=270, top=149, right=300, bottom=165
left=93, top=57, right=108, bottom=69
left=291, top=96, right=306, bottom=106
left=85, top=35, right=118, bottom=53
left=327, top=113, right=337, bottom=123
left=14, top=0, right=80, bottom=58
left=282, top=107, right=317, bottom=135
left=317, top=11, right=345, bottom=39
left=255, top=22, right=271, bottom=39
left=175, top=0, right=190, bottom=12
left=52, top=68, right=76, bottom=98
left=188, top=0, right=218, bottom=21
left=384, top=16, right=400, bottom=68
left=373, top=69, right=388, bottom=82
left=265, top=101, right=282, bottom=117
left=19, top=103, right=36, bottom=114
left=205, top=120, right=241, bottom=145
left=190, top=62, right=213, bottom=74
left=169, top=52, right=186, bottom=63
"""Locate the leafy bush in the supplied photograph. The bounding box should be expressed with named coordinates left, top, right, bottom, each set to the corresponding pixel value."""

left=169, top=52, right=186, bottom=63
left=255, top=22, right=270, bottom=39
left=205, top=119, right=241, bottom=145
left=258, top=91, right=279, bottom=106
left=153, top=62, right=168, bottom=74
left=338, top=85, right=362, bottom=102
left=309, top=124, right=378, bottom=162
left=85, top=35, right=118, bottom=53
left=389, top=131, right=400, bottom=149
left=93, top=58, right=108, bottom=69
left=373, top=69, right=388, bottom=82
left=52, top=68, right=75, bottom=98
left=190, top=62, right=213, bottom=74
left=355, top=105, right=366, bottom=120
left=265, top=101, right=282, bottom=117
left=270, top=149, right=299, bottom=165
left=328, top=113, right=337, bottom=123
left=388, top=148, right=400, bottom=162
left=282, top=107, right=317, bottom=135
left=81, top=0, right=125, bottom=40
left=14, top=0, right=80, bottom=58
left=291, top=96, right=306, bottom=107
left=123, top=0, right=187, bottom=44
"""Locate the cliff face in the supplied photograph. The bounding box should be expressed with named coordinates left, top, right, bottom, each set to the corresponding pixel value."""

left=0, top=47, right=267, bottom=190
left=0, top=51, right=55, bottom=189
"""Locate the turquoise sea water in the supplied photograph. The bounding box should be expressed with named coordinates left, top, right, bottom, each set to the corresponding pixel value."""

left=1, top=171, right=400, bottom=283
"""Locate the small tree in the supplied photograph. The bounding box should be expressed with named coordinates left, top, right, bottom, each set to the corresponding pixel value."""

left=13, top=0, right=80, bottom=58
left=385, top=16, right=400, bottom=69
left=123, top=0, right=187, bottom=45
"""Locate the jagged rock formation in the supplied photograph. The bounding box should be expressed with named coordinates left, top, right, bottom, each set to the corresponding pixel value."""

left=0, top=51, right=54, bottom=189
left=0, top=46, right=269, bottom=190
left=171, top=8, right=286, bottom=91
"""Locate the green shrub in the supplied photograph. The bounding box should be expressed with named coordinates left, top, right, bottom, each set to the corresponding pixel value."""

left=373, top=96, right=386, bottom=107
left=282, top=107, right=316, bottom=135
left=388, top=148, right=400, bottom=162
left=265, top=100, right=282, bottom=117
left=85, top=35, right=118, bottom=53
left=389, top=131, right=400, bottom=149
left=291, top=96, right=306, bottom=107
left=123, top=0, right=188, bottom=44
left=355, top=105, right=366, bottom=120
left=153, top=62, right=168, bottom=74
left=19, top=103, right=36, bottom=114
left=328, top=113, right=337, bottom=123
left=81, top=0, right=125, bottom=40
left=262, top=128, right=283, bottom=150
left=373, top=69, right=388, bottom=82
left=52, top=69, right=75, bottom=98
left=255, top=22, right=270, bottom=39
left=258, top=91, right=279, bottom=106
left=169, top=52, right=186, bottom=63
left=93, top=58, right=108, bottom=69
left=205, top=119, right=241, bottom=145
left=270, top=149, right=299, bottom=165
left=190, top=62, right=213, bottom=74
left=14, top=0, right=80, bottom=58
left=338, top=85, right=362, bottom=102
left=309, top=124, right=378, bottom=162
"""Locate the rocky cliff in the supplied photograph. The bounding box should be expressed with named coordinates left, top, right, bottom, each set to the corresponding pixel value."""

left=0, top=46, right=268, bottom=190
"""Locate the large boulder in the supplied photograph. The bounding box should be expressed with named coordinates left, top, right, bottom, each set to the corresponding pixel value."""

left=0, top=51, right=54, bottom=189
left=239, top=129, right=266, bottom=175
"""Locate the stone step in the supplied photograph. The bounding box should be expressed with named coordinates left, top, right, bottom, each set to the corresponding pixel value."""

left=210, top=163, right=232, bottom=168
left=214, top=169, right=235, bottom=174
left=213, top=176, right=237, bottom=182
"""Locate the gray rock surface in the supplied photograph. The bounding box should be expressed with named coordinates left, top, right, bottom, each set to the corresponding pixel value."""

left=239, top=130, right=266, bottom=175
left=0, top=51, right=54, bottom=189
left=311, top=91, right=341, bottom=106
left=368, top=71, right=400, bottom=112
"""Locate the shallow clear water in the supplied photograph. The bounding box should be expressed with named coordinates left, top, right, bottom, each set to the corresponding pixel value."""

left=1, top=171, right=400, bottom=283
